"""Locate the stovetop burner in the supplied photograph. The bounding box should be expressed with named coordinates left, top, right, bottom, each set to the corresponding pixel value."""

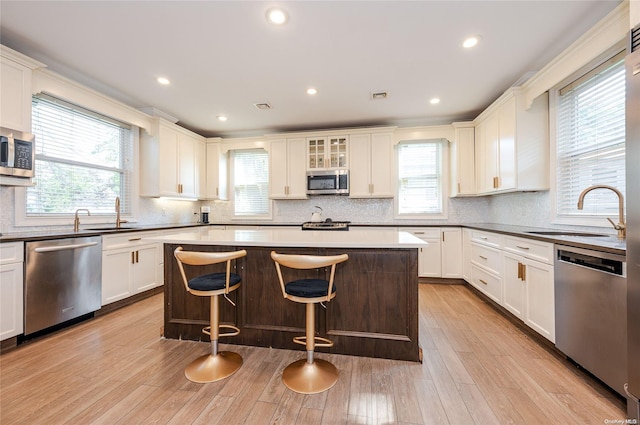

left=301, top=220, right=350, bottom=231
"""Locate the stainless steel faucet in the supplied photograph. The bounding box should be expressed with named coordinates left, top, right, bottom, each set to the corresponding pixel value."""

left=115, top=196, right=127, bottom=229
left=73, top=209, right=90, bottom=232
left=577, top=185, right=626, bottom=239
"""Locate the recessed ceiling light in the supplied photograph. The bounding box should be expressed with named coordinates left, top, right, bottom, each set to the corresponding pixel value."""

left=307, top=88, right=317, bottom=95
left=462, top=36, right=480, bottom=49
left=217, top=115, right=228, bottom=122
left=157, top=77, right=170, bottom=85
left=266, top=8, right=287, bottom=25
left=430, top=98, right=441, bottom=105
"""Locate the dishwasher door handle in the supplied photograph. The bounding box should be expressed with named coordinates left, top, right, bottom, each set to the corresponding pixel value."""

left=34, top=241, right=98, bottom=253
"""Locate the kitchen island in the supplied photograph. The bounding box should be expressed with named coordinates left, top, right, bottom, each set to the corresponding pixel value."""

left=151, top=228, right=426, bottom=362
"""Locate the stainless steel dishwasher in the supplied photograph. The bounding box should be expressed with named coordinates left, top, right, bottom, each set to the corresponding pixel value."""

left=555, top=245, right=627, bottom=396
left=24, top=236, right=102, bottom=335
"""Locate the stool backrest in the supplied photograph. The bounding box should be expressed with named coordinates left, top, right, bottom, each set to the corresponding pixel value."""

left=271, top=251, right=349, bottom=301
left=174, top=247, right=247, bottom=294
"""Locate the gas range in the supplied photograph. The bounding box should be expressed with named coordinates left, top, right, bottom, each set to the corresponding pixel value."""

left=301, top=220, right=350, bottom=231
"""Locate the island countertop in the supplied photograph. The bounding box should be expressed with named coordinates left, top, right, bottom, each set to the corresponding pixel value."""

left=148, top=227, right=428, bottom=248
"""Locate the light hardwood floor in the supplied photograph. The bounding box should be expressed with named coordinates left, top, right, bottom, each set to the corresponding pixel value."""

left=0, top=283, right=626, bottom=424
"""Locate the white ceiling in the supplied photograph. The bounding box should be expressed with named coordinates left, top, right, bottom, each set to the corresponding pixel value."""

left=0, top=1, right=622, bottom=138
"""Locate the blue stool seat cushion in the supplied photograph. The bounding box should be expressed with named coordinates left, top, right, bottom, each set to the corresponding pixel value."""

left=188, top=272, right=241, bottom=291
left=285, top=278, right=336, bottom=298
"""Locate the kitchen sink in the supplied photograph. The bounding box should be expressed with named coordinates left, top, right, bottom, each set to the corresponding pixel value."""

left=525, top=231, right=608, bottom=237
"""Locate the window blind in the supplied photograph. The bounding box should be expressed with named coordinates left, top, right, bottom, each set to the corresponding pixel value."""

left=556, top=53, right=625, bottom=218
left=232, top=149, right=269, bottom=216
left=397, top=141, right=443, bottom=215
left=27, top=95, right=133, bottom=215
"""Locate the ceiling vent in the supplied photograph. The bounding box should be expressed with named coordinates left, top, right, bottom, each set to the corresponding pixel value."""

left=370, top=91, right=388, bottom=100
left=254, top=102, right=272, bottom=110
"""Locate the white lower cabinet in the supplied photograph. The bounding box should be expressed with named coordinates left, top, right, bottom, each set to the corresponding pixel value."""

left=101, top=232, right=162, bottom=305
left=468, top=231, right=555, bottom=342
left=407, top=227, right=462, bottom=278
left=0, top=242, right=24, bottom=340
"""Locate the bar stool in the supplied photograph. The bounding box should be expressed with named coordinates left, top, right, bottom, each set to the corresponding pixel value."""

left=174, top=247, right=247, bottom=383
left=271, top=251, right=349, bottom=394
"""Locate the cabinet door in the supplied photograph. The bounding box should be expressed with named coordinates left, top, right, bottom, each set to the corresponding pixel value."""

left=132, top=244, right=160, bottom=294
left=370, top=133, right=393, bottom=197
left=286, top=138, right=308, bottom=198
left=196, top=140, right=206, bottom=199
left=441, top=228, right=462, bottom=278
left=269, top=139, right=289, bottom=198
left=503, top=253, right=525, bottom=320
left=524, top=260, right=555, bottom=342
left=307, top=137, right=327, bottom=169
left=101, top=248, right=132, bottom=305
left=158, top=124, right=180, bottom=196
left=329, top=136, right=348, bottom=168
left=462, top=228, right=472, bottom=281
left=347, top=134, right=371, bottom=198
left=178, top=135, right=197, bottom=198
left=419, top=238, right=441, bottom=278
left=0, top=58, right=31, bottom=132
left=206, top=142, right=228, bottom=200
left=0, top=262, right=24, bottom=340
left=451, top=126, right=475, bottom=196
left=498, top=96, right=516, bottom=190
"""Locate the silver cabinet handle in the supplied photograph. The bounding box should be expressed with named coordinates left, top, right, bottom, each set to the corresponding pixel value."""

left=479, top=255, right=488, bottom=260
left=479, top=279, right=488, bottom=285
left=516, top=245, right=530, bottom=250
left=34, top=241, right=98, bottom=253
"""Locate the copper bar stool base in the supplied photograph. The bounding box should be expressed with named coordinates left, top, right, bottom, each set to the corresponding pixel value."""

left=282, top=358, right=339, bottom=394
left=185, top=351, right=243, bottom=384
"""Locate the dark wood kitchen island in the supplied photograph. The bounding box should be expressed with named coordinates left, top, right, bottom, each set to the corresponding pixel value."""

left=151, top=228, right=426, bottom=362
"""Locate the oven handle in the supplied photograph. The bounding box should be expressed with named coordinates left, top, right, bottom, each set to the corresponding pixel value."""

left=34, top=241, right=98, bottom=253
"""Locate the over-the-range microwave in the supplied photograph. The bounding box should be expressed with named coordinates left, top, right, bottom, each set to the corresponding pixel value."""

left=0, top=127, right=35, bottom=178
left=306, top=169, right=349, bottom=195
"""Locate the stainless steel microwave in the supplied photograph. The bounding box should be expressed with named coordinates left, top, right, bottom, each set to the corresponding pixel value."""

left=306, top=169, right=349, bottom=195
left=0, top=127, right=35, bottom=178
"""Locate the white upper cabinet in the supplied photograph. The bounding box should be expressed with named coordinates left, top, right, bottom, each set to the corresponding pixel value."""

left=348, top=132, right=393, bottom=198
left=205, top=140, right=228, bottom=200
left=307, top=135, right=348, bottom=169
left=450, top=123, right=475, bottom=197
left=0, top=45, right=45, bottom=132
left=473, top=88, right=548, bottom=195
left=269, top=138, right=308, bottom=199
left=140, top=117, right=205, bottom=199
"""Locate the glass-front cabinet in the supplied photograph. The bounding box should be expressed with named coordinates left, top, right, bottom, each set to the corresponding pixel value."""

left=307, top=135, right=348, bottom=169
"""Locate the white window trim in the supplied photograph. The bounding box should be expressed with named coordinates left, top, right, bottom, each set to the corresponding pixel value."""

left=393, top=139, right=449, bottom=220
left=14, top=126, right=140, bottom=228
left=549, top=46, right=626, bottom=228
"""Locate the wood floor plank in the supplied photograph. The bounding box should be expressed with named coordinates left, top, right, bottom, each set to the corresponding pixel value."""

left=0, top=284, right=627, bottom=425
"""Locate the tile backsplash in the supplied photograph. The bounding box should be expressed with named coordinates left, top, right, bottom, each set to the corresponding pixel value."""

left=0, top=185, right=613, bottom=234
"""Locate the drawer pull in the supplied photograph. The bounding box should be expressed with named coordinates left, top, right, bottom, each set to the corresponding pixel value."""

left=128, top=237, right=142, bottom=242
left=516, top=245, right=530, bottom=250
left=414, top=232, right=425, bottom=235
left=479, top=255, right=488, bottom=260
left=479, top=279, right=488, bottom=285
left=480, top=236, right=488, bottom=240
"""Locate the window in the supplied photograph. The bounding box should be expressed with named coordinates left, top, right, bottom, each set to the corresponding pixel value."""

left=232, top=149, right=270, bottom=217
left=396, top=140, right=444, bottom=217
left=26, top=95, right=133, bottom=217
left=555, top=51, right=625, bottom=221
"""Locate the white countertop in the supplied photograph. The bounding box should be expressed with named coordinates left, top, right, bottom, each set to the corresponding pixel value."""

left=146, top=227, right=427, bottom=248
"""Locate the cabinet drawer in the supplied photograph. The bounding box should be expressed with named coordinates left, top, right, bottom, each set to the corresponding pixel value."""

left=405, top=227, right=440, bottom=240
left=102, top=231, right=159, bottom=250
left=471, top=242, right=502, bottom=275
left=471, top=264, right=502, bottom=304
left=470, top=230, right=503, bottom=248
left=0, top=242, right=24, bottom=264
left=503, top=236, right=553, bottom=264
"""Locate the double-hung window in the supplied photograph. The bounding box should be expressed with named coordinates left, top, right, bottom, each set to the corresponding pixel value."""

left=24, top=94, right=133, bottom=221
left=231, top=149, right=270, bottom=217
left=396, top=140, right=445, bottom=217
left=554, top=51, right=625, bottom=223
